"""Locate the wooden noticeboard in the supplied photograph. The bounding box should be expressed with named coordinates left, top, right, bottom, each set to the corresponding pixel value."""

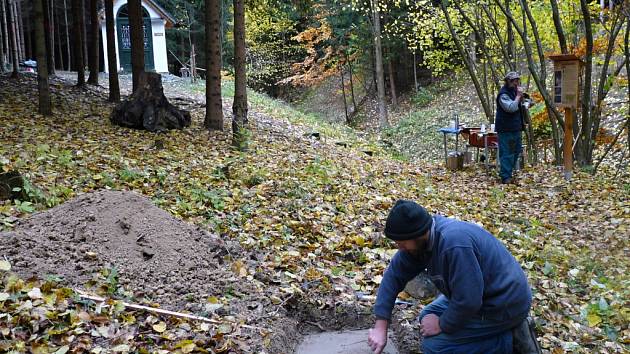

left=549, top=54, right=583, bottom=109
left=548, top=54, right=584, bottom=180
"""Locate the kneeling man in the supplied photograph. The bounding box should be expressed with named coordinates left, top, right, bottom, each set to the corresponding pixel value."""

left=368, top=200, right=533, bottom=354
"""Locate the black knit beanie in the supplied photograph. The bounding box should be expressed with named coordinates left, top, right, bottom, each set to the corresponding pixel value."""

left=384, top=200, right=432, bottom=241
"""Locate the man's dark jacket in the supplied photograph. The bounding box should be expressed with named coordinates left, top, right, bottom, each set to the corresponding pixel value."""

left=374, top=215, right=532, bottom=333
left=495, top=85, right=524, bottom=133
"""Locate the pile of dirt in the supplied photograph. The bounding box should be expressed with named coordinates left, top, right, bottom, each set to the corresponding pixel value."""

left=0, top=189, right=247, bottom=311
left=0, top=189, right=310, bottom=352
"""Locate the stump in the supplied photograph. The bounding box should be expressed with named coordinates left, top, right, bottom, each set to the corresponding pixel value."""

left=110, top=72, right=191, bottom=132
left=0, top=171, right=25, bottom=200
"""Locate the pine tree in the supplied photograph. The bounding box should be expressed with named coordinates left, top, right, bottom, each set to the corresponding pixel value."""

left=72, top=0, right=85, bottom=86
left=34, top=0, right=52, bottom=115
left=87, top=0, right=99, bottom=85
left=205, top=0, right=223, bottom=130
left=104, top=0, right=120, bottom=101
left=232, top=0, right=248, bottom=149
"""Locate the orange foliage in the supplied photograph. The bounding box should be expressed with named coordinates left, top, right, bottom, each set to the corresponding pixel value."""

left=279, top=16, right=341, bottom=87
left=530, top=91, right=544, bottom=103
left=530, top=108, right=549, bottom=129
left=569, top=36, right=622, bottom=58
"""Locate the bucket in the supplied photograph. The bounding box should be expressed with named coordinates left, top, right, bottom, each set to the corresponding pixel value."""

left=463, top=151, right=473, bottom=164
left=447, top=151, right=464, bottom=170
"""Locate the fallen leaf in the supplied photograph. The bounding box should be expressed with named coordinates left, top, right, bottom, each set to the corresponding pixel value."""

left=153, top=321, right=167, bottom=333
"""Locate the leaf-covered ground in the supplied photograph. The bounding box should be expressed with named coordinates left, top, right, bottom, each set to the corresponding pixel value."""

left=0, top=73, right=628, bottom=353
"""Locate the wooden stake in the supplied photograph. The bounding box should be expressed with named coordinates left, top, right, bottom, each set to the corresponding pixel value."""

left=75, top=289, right=221, bottom=324
left=563, top=107, right=573, bottom=180
left=75, top=289, right=263, bottom=331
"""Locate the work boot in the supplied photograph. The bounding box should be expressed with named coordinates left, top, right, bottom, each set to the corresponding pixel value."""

left=512, top=317, right=542, bottom=354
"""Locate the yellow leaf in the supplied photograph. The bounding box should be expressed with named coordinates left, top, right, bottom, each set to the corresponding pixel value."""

left=153, top=321, right=167, bottom=333
left=181, top=343, right=196, bottom=353
left=587, top=313, right=601, bottom=327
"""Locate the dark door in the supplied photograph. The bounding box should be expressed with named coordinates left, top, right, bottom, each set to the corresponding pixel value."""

left=116, top=5, right=154, bottom=72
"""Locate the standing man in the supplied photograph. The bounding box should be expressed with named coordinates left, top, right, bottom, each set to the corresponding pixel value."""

left=368, top=200, right=538, bottom=354
left=496, top=72, right=525, bottom=184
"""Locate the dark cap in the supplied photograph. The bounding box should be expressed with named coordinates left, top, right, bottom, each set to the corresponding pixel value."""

left=384, top=200, right=432, bottom=241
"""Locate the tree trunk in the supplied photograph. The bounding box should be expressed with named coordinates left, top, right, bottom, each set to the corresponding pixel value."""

left=24, top=6, right=31, bottom=60
left=549, top=0, right=568, bottom=54
left=48, top=0, right=59, bottom=72
left=520, top=0, right=546, bottom=82
left=345, top=51, right=357, bottom=113
left=388, top=58, right=397, bottom=107
left=505, top=0, right=514, bottom=68
left=480, top=4, right=512, bottom=73
left=340, top=65, right=349, bottom=124
left=42, top=0, right=55, bottom=75
left=111, top=72, right=191, bottom=131
left=232, top=0, right=248, bottom=150
left=34, top=0, right=51, bottom=115
left=55, top=0, right=63, bottom=71
left=82, top=0, right=87, bottom=66
left=205, top=0, right=223, bottom=130
left=372, top=0, right=387, bottom=128
left=190, top=43, right=196, bottom=83
left=9, top=1, right=18, bottom=63
left=454, top=2, right=499, bottom=118
left=1, top=0, right=8, bottom=62
left=63, top=0, right=70, bottom=70
left=626, top=16, right=629, bottom=153
left=1, top=0, right=8, bottom=71
left=105, top=0, right=119, bottom=101
left=578, top=0, right=593, bottom=165
left=128, top=0, right=144, bottom=93
left=8, top=0, right=18, bottom=78
left=0, top=1, right=5, bottom=72
left=72, top=0, right=84, bottom=85
left=441, top=0, right=494, bottom=121
left=15, top=0, right=23, bottom=61
left=187, top=5, right=196, bottom=83
left=87, top=0, right=98, bottom=85
left=413, top=51, right=418, bottom=93
left=179, top=32, right=185, bottom=74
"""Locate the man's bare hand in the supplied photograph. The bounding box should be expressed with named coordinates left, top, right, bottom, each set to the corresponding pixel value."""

left=419, top=314, right=442, bottom=337
left=368, top=320, right=388, bottom=353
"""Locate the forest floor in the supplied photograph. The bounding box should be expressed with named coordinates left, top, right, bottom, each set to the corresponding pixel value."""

left=0, top=72, right=628, bottom=353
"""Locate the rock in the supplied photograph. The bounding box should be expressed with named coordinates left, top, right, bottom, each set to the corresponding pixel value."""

left=305, top=132, right=320, bottom=140
left=404, top=273, right=438, bottom=299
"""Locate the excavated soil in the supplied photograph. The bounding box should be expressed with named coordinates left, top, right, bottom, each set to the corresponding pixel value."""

left=0, top=190, right=305, bottom=352
left=0, top=189, right=245, bottom=311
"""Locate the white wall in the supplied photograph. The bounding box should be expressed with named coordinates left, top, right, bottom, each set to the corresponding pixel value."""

left=101, top=0, right=170, bottom=74
left=151, top=20, right=168, bottom=73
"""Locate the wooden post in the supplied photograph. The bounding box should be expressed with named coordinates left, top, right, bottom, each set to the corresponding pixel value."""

left=563, top=107, right=573, bottom=180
